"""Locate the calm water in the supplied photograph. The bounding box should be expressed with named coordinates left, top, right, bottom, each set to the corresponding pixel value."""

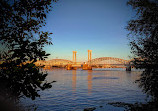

left=22, top=68, right=148, bottom=111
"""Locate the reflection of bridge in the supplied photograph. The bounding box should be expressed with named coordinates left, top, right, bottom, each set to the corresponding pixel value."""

left=35, top=50, right=132, bottom=71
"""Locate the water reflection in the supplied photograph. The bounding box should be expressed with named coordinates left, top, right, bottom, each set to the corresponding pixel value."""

left=87, top=70, right=92, bottom=94
left=72, top=70, right=76, bottom=92
left=71, top=69, right=141, bottom=95
left=22, top=69, right=147, bottom=111
left=72, top=70, right=93, bottom=94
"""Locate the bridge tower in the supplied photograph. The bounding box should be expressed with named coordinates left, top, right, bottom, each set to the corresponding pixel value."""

left=88, top=50, right=92, bottom=62
left=72, top=51, right=77, bottom=63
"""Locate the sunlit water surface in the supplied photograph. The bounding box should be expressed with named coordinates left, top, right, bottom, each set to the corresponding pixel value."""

left=21, top=68, right=148, bottom=111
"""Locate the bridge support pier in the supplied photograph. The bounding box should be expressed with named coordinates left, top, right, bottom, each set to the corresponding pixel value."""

left=126, top=66, right=131, bottom=71
left=82, top=63, right=92, bottom=70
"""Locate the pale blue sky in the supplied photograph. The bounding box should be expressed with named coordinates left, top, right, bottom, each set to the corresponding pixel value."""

left=42, top=0, right=134, bottom=62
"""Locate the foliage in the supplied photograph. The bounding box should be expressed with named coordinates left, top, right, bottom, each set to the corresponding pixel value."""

left=127, top=0, right=158, bottom=100
left=109, top=101, right=158, bottom=111
left=0, top=0, right=57, bottom=100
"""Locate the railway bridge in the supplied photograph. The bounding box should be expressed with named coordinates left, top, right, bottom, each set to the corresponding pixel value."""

left=35, top=50, right=132, bottom=71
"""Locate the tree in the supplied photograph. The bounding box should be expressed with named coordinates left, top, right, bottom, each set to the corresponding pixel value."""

left=127, top=0, right=158, bottom=101
left=0, top=0, right=57, bottom=101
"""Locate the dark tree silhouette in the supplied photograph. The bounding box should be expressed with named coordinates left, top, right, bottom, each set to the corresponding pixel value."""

left=127, top=0, right=158, bottom=101
left=0, top=0, right=57, bottom=101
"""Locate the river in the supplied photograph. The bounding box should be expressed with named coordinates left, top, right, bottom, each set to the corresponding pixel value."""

left=21, top=68, right=148, bottom=111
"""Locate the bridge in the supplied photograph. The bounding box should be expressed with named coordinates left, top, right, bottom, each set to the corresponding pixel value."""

left=35, top=50, right=132, bottom=71
left=88, top=57, right=132, bottom=69
left=89, top=57, right=130, bottom=64
left=35, top=59, right=73, bottom=67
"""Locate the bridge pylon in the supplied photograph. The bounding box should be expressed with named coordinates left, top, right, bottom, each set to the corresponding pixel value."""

left=72, top=51, right=77, bottom=64
left=82, top=50, right=92, bottom=70
left=126, top=62, right=131, bottom=71
left=88, top=50, right=92, bottom=63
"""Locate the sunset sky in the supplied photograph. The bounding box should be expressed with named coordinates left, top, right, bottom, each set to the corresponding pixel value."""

left=42, top=0, right=135, bottom=62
